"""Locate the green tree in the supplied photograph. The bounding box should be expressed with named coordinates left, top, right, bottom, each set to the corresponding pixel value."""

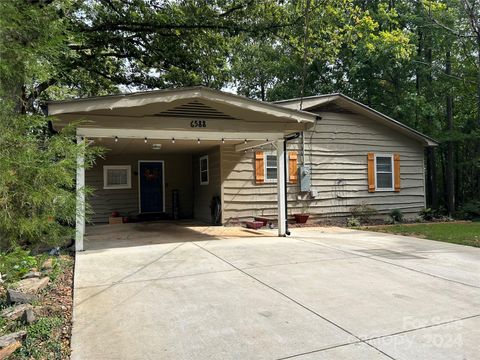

left=0, top=104, right=102, bottom=250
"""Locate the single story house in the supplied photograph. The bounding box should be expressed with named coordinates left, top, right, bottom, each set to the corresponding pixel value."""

left=47, top=86, right=437, bottom=251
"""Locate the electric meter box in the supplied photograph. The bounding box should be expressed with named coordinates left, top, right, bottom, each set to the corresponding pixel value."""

left=299, top=165, right=311, bottom=192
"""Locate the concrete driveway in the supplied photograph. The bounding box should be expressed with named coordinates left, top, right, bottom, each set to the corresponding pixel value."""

left=71, top=225, right=480, bottom=360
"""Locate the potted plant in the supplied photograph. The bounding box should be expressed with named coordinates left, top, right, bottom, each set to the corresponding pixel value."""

left=294, top=201, right=310, bottom=224
left=254, top=209, right=269, bottom=227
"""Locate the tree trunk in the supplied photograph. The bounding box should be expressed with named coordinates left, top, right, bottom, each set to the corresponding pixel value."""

left=445, top=51, right=455, bottom=216
left=426, top=147, right=438, bottom=209
left=424, top=30, right=438, bottom=209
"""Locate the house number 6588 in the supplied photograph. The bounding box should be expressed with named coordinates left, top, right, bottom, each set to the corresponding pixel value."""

left=190, top=120, right=207, bottom=128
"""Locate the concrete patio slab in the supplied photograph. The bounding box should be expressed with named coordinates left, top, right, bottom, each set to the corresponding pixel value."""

left=368, top=315, right=480, bottom=360
left=294, top=228, right=480, bottom=287
left=72, top=268, right=356, bottom=360
left=75, top=242, right=233, bottom=288
left=198, top=236, right=354, bottom=269
left=289, top=342, right=390, bottom=359
left=71, top=224, right=480, bottom=359
left=244, top=255, right=480, bottom=339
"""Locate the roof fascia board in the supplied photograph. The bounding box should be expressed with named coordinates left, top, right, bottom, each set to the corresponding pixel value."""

left=48, top=86, right=317, bottom=124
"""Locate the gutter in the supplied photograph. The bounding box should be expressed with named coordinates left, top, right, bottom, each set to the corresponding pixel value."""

left=283, top=132, right=301, bottom=236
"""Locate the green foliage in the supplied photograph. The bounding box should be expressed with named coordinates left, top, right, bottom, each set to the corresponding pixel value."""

left=419, top=208, right=435, bottom=221
left=350, top=202, right=378, bottom=224
left=13, top=317, right=64, bottom=359
left=0, top=104, right=103, bottom=250
left=367, top=222, right=480, bottom=248
left=458, top=201, right=480, bottom=220
left=389, top=209, right=404, bottom=224
left=346, top=217, right=361, bottom=227
left=27, top=317, right=63, bottom=341
left=0, top=247, right=37, bottom=283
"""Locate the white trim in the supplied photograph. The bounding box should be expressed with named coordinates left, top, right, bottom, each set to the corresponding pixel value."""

left=75, top=135, right=85, bottom=252
left=103, top=165, right=132, bottom=189
left=374, top=154, right=395, bottom=191
left=199, top=155, right=209, bottom=185
left=76, top=128, right=285, bottom=142
left=264, top=153, right=278, bottom=183
left=276, top=140, right=287, bottom=236
left=263, top=151, right=289, bottom=183
left=138, top=160, right=166, bottom=213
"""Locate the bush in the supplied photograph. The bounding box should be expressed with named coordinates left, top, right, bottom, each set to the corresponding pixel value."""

left=346, top=217, right=361, bottom=227
left=0, top=247, right=37, bottom=282
left=458, top=201, right=480, bottom=220
left=350, top=202, right=378, bottom=224
left=419, top=208, right=434, bottom=221
left=0, top=104, right=103, bottom=250
left=383, top=216, right=394, bottom=225
left=389, top=209, right=404, bottom=224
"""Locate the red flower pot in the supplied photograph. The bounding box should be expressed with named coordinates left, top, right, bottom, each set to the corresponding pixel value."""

left=254, top=217, right=269, bottom=227
left=294, top=214, right=310, bottom=224
left=246, top=221, right=264, bottom=230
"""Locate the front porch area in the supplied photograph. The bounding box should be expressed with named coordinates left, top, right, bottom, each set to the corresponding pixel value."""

left=84, top=221, right=270, bottom=251
left=86, top=137, right=226, bottom=225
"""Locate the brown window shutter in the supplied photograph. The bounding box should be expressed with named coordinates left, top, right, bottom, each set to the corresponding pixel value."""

left=288, top=152, right=298, bottom=183
left=255, top=151, right=264, bottom=184
left=394, top=153, right=401, bottom=192
left=367, top=152, right=375, bottom=192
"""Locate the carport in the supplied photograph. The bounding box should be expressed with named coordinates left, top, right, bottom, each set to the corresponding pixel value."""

left=47, top=87, right=317, bottom=251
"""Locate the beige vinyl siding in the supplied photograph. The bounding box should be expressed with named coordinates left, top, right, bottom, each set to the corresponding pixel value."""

left=193, top=147, right=221, bottom=223
left=86, top=153, right=194, bottom=223
left=221, top=143, right=301, bottom=224
left=221, top=111, right=426, bottom=223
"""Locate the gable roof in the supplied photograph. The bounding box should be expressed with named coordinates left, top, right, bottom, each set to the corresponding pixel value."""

left=275, top=93, right=438, bottom=146
left=47, top=86, right=318, bottom=125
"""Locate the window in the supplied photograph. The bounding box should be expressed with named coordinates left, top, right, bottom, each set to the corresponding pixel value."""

left=263, top=153, right=291, bottom=182
left=103, top=165, right=131, bottom=189
left=375, top=155, right=394, bottom=191
left=265, top=154, right=278, bottom=182
left=200, top=155, right=209, bottom=185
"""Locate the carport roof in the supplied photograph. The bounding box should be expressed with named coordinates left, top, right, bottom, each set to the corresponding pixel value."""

left=47, top=86, right=318, bottom=124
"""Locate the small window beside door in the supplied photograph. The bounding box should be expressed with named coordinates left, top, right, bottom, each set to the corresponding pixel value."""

left=103, top=165, right=131, bottom=189
left=200, top=155, right=209, bottom=185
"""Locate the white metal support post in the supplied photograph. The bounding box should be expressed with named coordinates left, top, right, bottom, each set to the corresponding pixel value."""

left=276, top=139, right=287, bottom=236
left=76, top=135, right=85, bottom=251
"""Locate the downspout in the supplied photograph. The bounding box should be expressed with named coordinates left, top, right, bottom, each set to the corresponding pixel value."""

left=284, top=132, right=301, bottom=236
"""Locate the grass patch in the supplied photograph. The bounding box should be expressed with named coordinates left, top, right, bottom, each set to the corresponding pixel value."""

left=364, top=222, right=480, bottom=247
left=14, top=317, right=64, bottom=359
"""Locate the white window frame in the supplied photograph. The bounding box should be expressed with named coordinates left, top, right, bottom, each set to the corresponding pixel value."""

left=199, top=155, right=209, bottom=185
left=264, top=152, right=289, bottom=183
left=374, top=154, right=394, bottom=191
left=103, top=165, right=131, bottom=189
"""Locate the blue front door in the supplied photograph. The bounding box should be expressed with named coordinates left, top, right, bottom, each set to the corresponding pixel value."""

left=139, top=161, right=164, bottom=213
